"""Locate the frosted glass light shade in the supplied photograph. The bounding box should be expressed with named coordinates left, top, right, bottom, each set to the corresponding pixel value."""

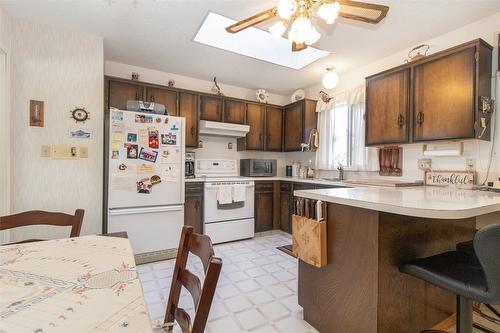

left=277, top=0, right=297, bottom=19
left=322, top=70, right=339, bottom=89
left=269, top=21, right=287, bottom=37
left=318, top=2, right=340, bottom=24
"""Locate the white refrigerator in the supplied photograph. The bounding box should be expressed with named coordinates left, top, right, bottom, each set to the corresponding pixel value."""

left=107, top=109, right=185, bottom=255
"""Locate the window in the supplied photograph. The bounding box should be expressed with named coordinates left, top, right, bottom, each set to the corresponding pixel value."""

left=316, top=86, right=378, bottom=171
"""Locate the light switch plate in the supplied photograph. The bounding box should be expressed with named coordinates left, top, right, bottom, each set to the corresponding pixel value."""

left=51, top=145, right=79, bottom=159
left=41, top=145, right=51, bottom=157
left=79, top=146, right=88, bottom=158
left=418, top=159, right=432, bottom=170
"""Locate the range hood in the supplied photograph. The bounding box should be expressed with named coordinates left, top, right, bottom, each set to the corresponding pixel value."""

left=198, top=120, right=250, bottom=138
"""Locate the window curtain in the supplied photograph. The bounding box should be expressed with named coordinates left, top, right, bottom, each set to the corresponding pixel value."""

left=315, top=85, right=378, bottom=171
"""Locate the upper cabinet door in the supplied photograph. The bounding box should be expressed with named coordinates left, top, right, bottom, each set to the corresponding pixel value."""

left=303, top=100, right=318, bottom=144
left=246, top=103, right=265, bottom=150
left=224, top=99, right=246, bottom=124
left=283, top=102, right=303, bottom=151
left=199, top=95, right=223, bottom=122
left=365, top=68, right=410, bottom=146
left=266, top=106, right=283, bottom=151
left=146, top=87, right=178, bottom=116
left=108, top=80, right=144, bottom=110
left=179, top=92, right=198, bottom=148
left=413, top=47, right=476, bottom=141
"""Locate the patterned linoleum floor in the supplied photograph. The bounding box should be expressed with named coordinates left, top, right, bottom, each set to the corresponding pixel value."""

left=138, top=231, right=318, bottom=333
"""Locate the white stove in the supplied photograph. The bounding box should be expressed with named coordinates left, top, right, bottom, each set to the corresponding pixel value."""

left=196, top=159, right=255, bottom=244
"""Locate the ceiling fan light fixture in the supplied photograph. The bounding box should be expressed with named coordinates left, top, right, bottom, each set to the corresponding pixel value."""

left=318, top=1, right=341, bottom=24
left=322, top=66, right=339, bottom=89
left=277, top=0, right=298, bottom=19
left=269, top=20, right=287, bottom=37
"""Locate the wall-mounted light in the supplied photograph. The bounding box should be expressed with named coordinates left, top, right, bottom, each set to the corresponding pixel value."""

left=322, top=66, right=339, bottom=89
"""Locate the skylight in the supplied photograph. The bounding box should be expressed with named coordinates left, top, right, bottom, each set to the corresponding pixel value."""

left=193, top=12, right=329, bottom=70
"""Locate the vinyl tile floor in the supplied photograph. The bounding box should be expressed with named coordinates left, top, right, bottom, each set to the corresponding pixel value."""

left=138, top=231, right=319, bottom=333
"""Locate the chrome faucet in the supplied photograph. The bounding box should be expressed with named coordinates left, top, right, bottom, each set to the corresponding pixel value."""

left=337, top=163, right=345, bottom=181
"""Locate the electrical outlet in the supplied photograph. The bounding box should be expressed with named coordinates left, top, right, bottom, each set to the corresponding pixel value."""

left=227, top=142, right=233, bottom=150
left=466, top=159, right=476, bottom=172
left=41, top=145, right=51, bottom=157
left=418, top=159, right=432, bottom=170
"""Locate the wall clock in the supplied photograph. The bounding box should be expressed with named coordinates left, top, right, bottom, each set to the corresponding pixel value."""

left=70, top=107, right=90, bottom=123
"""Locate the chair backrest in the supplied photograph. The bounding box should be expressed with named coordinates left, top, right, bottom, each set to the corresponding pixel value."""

left=0, top=209, right=85, bottom=242
left=164, top=226, right=222, bottom=333
left=474, top=223, right=500, bottom=301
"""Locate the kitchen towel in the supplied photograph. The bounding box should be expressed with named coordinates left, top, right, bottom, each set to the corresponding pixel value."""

left=232, top=184, right=246, bottom=203
left=216, top=185, right=233, bottom=204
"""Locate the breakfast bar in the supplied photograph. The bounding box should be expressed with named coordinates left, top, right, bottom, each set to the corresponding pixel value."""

left=293, top=186, right=500, bottom=333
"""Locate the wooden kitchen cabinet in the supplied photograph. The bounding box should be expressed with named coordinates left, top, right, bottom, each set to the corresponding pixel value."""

left=413, top=44, right=487, bottom=141
left=365, top=39, right=493, bottom=146
left=254, top=182, right=274, bottom=233
left=366, top=68, right=410, bottom=145
left=245, top=103, right=266, bottom=150
left=265, top=105, right=283, bottom=151
left=184, top=182, right=204, bottom=234
left=283, top=99, right=317, bottom=151
left=179, top=92, right=199, bottom=148
left=108, top=80, right=145, bottom=110
left=199, top=94, right=223, bottom=122
left=146, top=87, right=178, bottom=116
left=223, top=99, right=246, bottom=124
left=279, top=182, right=293, bottom=233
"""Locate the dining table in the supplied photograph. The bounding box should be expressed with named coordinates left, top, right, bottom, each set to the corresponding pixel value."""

left=0, top=235, right=154, bottom=333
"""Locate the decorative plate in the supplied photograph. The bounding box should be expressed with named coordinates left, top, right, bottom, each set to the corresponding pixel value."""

left=291, top=89, right=305, bottom=102
left=256, top=89, right=269, bottom=103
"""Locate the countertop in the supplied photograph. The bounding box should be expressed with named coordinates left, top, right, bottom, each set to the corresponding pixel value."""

left=185, top=176, right=350, bottom=186
left=294, top=186, right=500, bottom=219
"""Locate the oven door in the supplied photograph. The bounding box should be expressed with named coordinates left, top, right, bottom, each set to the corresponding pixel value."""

left=204, top=182, right=255, bottom=223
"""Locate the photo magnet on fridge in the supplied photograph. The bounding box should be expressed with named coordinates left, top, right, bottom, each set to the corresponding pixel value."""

left=161, top=133, right=177, bottom=146
left=112, top=111, right=123, bottom=121
left=149, top=130, right=159, bottom=149
left=136, top=177, right=152, bottom=194
left=126, top=144, right=138, bottom=159
left=139, top=147, right=158, bottom=163
left=135, top=114, right=153, bottom=123
left=111, top=150, right=120, bottom=159
left=127, top=133, right=137, bottom=142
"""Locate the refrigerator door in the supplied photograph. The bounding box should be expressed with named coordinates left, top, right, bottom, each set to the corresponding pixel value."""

left=108, top=110, right=185, bottom=209
left=108, top=205, right=184, bottom=254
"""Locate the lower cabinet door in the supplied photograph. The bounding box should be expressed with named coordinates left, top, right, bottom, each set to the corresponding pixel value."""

left=280, top=192, right=292, bottom=234
left=255, top=191, right=274, bottom=232
left=184, top=194, right=203, bottom=234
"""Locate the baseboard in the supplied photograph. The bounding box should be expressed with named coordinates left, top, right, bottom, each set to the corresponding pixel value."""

left=135, top=248, right=177, bottom=265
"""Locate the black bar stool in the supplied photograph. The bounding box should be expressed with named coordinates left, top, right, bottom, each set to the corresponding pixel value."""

left=399, top=223, right=500, bottom=333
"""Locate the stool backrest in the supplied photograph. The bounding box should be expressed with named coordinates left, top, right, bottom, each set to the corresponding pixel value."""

left=164, top=226, right=222, bottom=333
left=474, top=223, right=500, bottom=300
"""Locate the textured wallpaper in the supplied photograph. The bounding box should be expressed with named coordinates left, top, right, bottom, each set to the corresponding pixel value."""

left=9, top=18, right=104, bottom=242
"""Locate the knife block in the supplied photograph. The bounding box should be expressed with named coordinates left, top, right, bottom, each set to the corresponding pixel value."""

left=379, top=146, right=403, bottom=176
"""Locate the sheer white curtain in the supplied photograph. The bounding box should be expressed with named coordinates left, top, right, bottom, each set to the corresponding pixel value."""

left=315, top=85, right=378, bottom=171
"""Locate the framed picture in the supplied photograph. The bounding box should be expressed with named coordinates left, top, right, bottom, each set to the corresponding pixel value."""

left=29, top=100, right=44, bottom=127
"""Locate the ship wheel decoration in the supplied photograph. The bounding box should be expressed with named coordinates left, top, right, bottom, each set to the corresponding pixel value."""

left=70, top=107, right=90, bottom=123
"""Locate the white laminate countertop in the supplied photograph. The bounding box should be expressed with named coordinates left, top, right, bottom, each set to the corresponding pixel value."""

left=293, top=186, right=500, bottom=219
left=185, top=176, right=349, bottom=186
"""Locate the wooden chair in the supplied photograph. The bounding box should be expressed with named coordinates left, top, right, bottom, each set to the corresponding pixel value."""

left=163, top=226, right=222, bottom=333
left=0, top=209, right=84, bottom=244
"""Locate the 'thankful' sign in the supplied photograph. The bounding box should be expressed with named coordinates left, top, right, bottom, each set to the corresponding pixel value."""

left=425, top=171, right=476, bottom=189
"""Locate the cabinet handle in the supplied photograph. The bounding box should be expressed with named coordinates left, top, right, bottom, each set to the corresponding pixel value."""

left=150, top=95, right=155, bottom=102
left=267, top=134, right=271, bottom=143
left=416, top=112, right=425, bottom=125
left=190, top=127, right=195, bottom=136
left=195, top=201, right=200, bottom=209
left=259, top=134, right=263, bottom=142
left=135, top=91, right=140, bottom=100
left=397, top=113, right=405, bottom=127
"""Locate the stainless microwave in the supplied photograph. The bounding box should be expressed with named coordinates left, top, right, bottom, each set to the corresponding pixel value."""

left=240, top=159, right=277, bottom=177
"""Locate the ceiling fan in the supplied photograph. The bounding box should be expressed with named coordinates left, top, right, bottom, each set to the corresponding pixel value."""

left=226, top=0, right=389, bottom=52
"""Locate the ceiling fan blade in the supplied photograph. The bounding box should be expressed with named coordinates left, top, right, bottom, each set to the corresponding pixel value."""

left=337, top=0, right=389, bottom=24
left=226, top=7, right=277, bottom=33
left=292, top=42, right=308, bottom=52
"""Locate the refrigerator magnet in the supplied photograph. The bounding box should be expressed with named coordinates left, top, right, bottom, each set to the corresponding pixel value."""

left=135, top=114, right=153, bottom=123
left=161, top=133, right=177, bottom=146
left=148, top=130, right=159, bottom=149
left=127, top=133, right=137, bottom=142
left=138, top=147, right=158, bottom=163
left=155, top=117, right=162, bottom=123
left=111, top=111, right=123, bottom=121
left=126, top=144, right=138, bottom=159
left=150, top=175, right=161, bottom=185
left=136, top=178, right=152, bottom=194
left=111, top=150, right=120, bottom=159
left=170, top=124, right=179, bottom=131
left=137, top=164, right=155, bottom=174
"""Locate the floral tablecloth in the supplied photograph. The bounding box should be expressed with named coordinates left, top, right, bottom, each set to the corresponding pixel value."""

left=0, top=235, right=153, bottom=333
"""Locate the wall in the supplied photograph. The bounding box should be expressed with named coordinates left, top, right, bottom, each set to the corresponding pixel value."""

left=307, top=12, right=500, bottom=183
left=105, top=61, right=316, bottom=175
left=0, top=7, right=11, bottom=243
left=7, top=18, right=104, bottom=242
